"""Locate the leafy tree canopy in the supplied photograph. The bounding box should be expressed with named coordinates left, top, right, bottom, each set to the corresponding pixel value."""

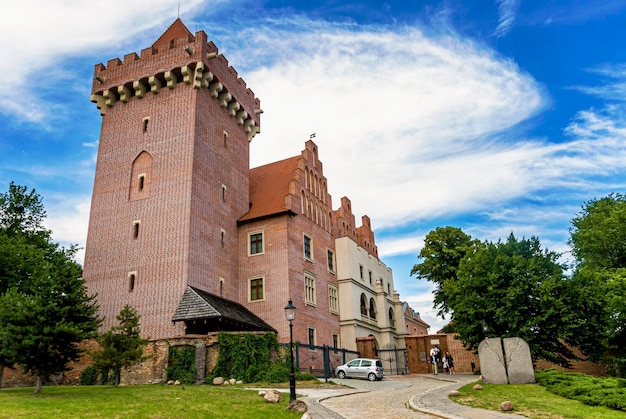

left=410, top=226, right=480, bottom=317
left=569, top=194, right=626, bottom=375
left=0, top=183, right=101, bottom=393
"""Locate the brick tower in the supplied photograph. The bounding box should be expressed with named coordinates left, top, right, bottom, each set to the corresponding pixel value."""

left=83, top=19, right=262, bottom=339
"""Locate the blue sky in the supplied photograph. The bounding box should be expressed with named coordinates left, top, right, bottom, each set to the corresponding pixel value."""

left=2, top=0, right=626, bottom=332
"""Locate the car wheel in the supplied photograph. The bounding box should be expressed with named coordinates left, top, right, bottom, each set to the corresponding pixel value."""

left=368, top=373, right=377, bottom=382
left=337, top=370, right=346, bottom=379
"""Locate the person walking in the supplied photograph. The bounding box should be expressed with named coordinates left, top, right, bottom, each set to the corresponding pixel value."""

left=444, top=351, right=455, bottom=374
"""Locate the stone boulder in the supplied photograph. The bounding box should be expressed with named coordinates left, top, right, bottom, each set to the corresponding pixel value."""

left=258, top=390, right=267, bottom=397
left=174, top=380, right=181, bottom=385
left=473, top=384, right=483, bottom=390
left=263, top=389, right=282, bottom=403
left=212, top=377, right=224, bottom=385
left=228, top=378, right=237, bottom=385
left=286, top=400, right=308, bottom=413
left=500, top=401, right=514, bottom=411
left=167, top=380, right=174, bottom=385
left=449, top=390, right=461, bottom=397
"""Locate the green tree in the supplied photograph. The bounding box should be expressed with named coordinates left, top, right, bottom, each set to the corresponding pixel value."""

left=92, top=305, right=148, bottom=386
left=449, top=234, right=577, bottom=365
left=410, top=226, right=479, bottom=317
left=0, top=246, right=101, bottom=393
left=0, top=183, right=101, bottom=392
left=569, top=194, right=626, bottom=376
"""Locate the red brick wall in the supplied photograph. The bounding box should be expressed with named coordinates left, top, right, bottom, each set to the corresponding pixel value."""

left=84, top=25, right=260, bottom=340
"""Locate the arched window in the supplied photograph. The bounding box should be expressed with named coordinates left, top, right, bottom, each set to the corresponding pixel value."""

left=369, top=298, right=377, bottom=320
left=129, top=151, right=153, bottom=201
left=360, top=294, right=368, bottom=316
left=388, top=308, right=395, bottom=327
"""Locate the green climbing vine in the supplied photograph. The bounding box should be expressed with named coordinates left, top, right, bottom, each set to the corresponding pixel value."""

left=210, top=332, right=284, bottom=383
left=166, top=345, right=197, bottom=384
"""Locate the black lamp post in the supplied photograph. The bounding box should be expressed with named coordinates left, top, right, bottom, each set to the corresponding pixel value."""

left=284, top=300, right=297, bottom=402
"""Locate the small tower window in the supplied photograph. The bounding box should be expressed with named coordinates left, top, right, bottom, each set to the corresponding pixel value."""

left=128, top=272, right=136, bottom=292
left=221, top=184, right=227, bottom=202
left=220, top=229, right=226, bottom=247
left=142, top=117, right=150, bottom=132
left=223, top=130, right=229, bottom=147
left=133, top=220, right=140, bottom=238
left=138, top=174, right=145, bottom=191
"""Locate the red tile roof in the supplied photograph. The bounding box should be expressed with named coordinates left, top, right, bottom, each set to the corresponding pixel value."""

left=239, top=156, right=300, bottom=223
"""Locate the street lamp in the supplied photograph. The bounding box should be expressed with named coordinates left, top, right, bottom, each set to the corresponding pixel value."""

left=284, top=300, right=297, bottom=402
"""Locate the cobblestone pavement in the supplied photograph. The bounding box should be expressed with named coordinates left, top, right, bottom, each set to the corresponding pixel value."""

left=299, top=374, right=528, bottom=419
left=318, top=376, right=444, bottom=418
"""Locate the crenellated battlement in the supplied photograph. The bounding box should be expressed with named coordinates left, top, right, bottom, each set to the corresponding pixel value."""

left=90, top=19, right=261, bottom=141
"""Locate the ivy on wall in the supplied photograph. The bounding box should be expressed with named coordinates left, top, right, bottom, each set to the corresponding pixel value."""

left=166, top=345, right=197, bottom=384
left=210, top=332, right=285, bottom=383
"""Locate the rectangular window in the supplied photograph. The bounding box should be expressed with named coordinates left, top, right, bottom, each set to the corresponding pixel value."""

left=368, top=270, right=373, bottom=284
left=221, top=184, right=227, bottom=202
left=308, top=327, right=316, bottom=347
left=249, top=232, right=263, bottom=255
left=249, top=278, right=264, bottom=301
left=332, top=334, right=339, bottom=349
left=138, top=174, right=145, bottom=191
left=305, top=273, right=316, bottom=306
left=359, top=264, right=364, bottom=280
left=132, top=220, right=140, bottom=238
left=128, top=272, right=136, bottom=292
left=142, top=117, right=150, bottom=132
left=328, top=284, right=338, bottom=314
left=327, top=249, right=335, bottom=273
left=303, top=234, right=313, bottom=260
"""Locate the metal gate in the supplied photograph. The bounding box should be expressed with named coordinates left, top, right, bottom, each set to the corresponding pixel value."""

left=376, top=348, right=408, bottom=375
left=281, top=343, right=360, bottom=380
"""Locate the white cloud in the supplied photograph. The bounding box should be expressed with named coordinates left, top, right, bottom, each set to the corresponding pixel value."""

left=244, top=22, right=545, bottom=230
left=494, top=0, right=520, bottom=38
left=0, top=0, right=208, bottom=120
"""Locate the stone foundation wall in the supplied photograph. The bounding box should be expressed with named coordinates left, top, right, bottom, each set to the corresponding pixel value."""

left=1, top=334, right=221, bottom=388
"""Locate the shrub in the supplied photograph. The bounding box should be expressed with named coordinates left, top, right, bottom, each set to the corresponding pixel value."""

left=80, top=366, right=98, bottom=386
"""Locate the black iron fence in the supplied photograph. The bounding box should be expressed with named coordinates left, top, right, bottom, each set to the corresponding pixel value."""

left=279, top=343, right=408, bottom=378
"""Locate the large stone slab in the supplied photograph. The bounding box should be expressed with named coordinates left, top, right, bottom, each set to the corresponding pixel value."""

left=478, top=338, right=508, bottom=384
left=503, top=337, right=535, bottom=384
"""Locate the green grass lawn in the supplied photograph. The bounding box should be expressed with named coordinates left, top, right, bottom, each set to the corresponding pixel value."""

left=454, top=380, right=626, bottom=419
left=0, top=385, right=303, bottom=419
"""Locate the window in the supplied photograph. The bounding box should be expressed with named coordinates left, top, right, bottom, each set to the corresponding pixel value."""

left=305, top=273, right=316, bottom=306
left=249, top=232, right=263, bottom=255
left=132, top=220, right=140, bottom=238
left=223, top=130, right=229, bottom=147
left=220, top=229, right=225, bottom=247
left=128, top=272, right=136, bottom=292
left=388, top=308, right=395, bottom=327
left=308, top=327, right=316, bottom=347
left=249, top=278, right=264, bottom=301
left=332, top=334, right=339, bottom=349
left=303, top=234, right=313, bottom=260
left=369, top=298, right=377, bottom=320
left=142, top=117, right=150, bottom=132
left=387, top=282, right=391, bottom=294
left=221, top=184, right=227, bottom=202
left=138, top=174, right=145, bottom=191
left=368, top=270, right=373, bottom=284
left=360, top=294, right=368, bottom=316
left=328, top=284, right=338, bottom=314
left=327, top=249, right=335, bottom=273
left=359, top=265, right=364, bottom=280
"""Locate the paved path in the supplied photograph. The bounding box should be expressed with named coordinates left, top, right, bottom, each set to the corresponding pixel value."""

left=296, top=374, right=529, bottom=419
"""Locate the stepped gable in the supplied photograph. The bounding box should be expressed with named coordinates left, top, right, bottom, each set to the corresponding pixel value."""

left=239, top=156, right=300, bottom=223
left=90, top=19, right=261, bottom=139
left=335, top=197, right=378, bottom=257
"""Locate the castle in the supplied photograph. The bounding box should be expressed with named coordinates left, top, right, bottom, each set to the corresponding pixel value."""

left=83, top=19, right=427, bottom=352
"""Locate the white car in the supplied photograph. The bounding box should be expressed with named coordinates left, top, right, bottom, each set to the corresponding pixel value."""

left=335, top=358, right=384, bottom=381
